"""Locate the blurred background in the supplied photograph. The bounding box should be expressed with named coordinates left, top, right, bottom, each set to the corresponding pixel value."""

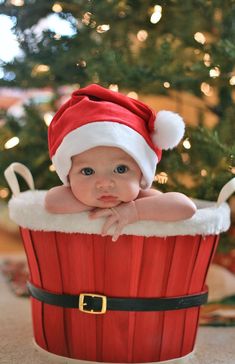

left=0, top=0, right=234, bottom=324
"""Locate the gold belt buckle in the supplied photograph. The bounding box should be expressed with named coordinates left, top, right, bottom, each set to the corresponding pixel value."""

left=79, top=293, right=107, bottom=314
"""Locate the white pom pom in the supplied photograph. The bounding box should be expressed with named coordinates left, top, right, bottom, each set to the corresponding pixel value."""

left=151, top=110, right=185, bottom=150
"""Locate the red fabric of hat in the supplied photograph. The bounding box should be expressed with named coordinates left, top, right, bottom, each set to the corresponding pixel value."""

left=49, top=84, right=160, bottom=160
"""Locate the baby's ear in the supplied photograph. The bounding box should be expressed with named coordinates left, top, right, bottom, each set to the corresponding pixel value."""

left=140, top=176, right=148, bottom=189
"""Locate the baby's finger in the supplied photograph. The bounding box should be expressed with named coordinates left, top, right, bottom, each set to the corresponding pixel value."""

left=101, top=215, right=118, bottom=236
left=89, top=208, right=113, bottom=219
left=112, top=222, right=125, bottom=242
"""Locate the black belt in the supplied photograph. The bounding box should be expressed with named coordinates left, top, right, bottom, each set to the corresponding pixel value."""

left=27, top=281, right=208, bottom=315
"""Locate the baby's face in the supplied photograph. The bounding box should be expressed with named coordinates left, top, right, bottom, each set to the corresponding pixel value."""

left=69, top=146, right=142, bottom=208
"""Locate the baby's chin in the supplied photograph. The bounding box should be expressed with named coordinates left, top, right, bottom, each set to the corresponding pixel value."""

left=95, top=200, right=122, bottom=208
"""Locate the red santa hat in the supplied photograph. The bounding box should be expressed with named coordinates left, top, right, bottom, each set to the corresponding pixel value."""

left=48, top=84, right=185, bottom=189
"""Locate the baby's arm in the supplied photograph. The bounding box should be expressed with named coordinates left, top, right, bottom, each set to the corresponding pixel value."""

left=44, top=186, right=93, bottom=214
left=135, top=189, right=196, bottom=221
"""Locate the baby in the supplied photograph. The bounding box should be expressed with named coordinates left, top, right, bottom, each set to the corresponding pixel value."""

left=45, top=84, right=196, bottom=241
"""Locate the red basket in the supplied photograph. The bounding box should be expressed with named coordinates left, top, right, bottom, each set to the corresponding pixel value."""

left=21, top=229, right=218, bottom=363
left=5, top=163, right=234, bottom=363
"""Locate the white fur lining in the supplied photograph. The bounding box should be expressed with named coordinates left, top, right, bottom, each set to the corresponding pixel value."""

left=52, top=122, right=157, bottom=189
left=8, top=190, right=231, bottom=237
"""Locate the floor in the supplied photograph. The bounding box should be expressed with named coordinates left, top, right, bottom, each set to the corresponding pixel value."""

left=0, top=199, right=23, bottom=254
left=0, top=227, right=23, bottom=255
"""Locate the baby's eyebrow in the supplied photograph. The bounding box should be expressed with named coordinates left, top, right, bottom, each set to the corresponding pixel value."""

left=113, top=156, right=133, bottom=162
left=72, top=158, right=93, bottom=166
left=114, top=158, right=136, bottom=166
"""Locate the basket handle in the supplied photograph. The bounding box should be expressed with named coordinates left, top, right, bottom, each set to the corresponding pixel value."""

left=4, top=163, right=35, bottom=197
left=217, top=177, right=235, bottom=206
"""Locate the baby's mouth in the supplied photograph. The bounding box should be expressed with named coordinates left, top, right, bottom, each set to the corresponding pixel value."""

left=98, top=195, right=118, bottom=202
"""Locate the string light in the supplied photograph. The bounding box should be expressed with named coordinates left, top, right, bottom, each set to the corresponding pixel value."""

left=150, top=5, right=162, bottom=24
left=49, top=164, right=56, bottom=172
left=52, top=3, right=63, bottom=13
left=0, top=188, right=9, bottom=199
left=109, top=84, right=119, bottom=92
left=10, top=0, right=24, bottom=6
left=36, top=65, right=50, bottom=72
left=194, top=32, right=206, bottom=44
left=200, top=82, right=213, bottom=96
left=183, top=138, right=191, bottom=150
left=76, top=60, right=87, bottom=68
left=214, top=8, right=222, bottom=22
left=155, top=172, right=168, bottom=184
left=53, top=34, right=61, bottom=40
left=4, top=136, right=19, bottom=149
left=137, top=30, right=148, bottom=42
left=200, top=169, right=208, bottom=177
left=119, top=11, right=126, bottom=18
left=229, top=75, right=235, bottom=85
left=96, top=25, right=110, bottom=33
left=127, top=91, right=138, bottom=100
left=43, top=112, right=54, bottom=126
left=163, top=82, right=170, bottom=88
left=209, top=67, right=220, bottom=78
left=82, top=12, right=92, bottom=25
left=32, top=64, right=50, bottom=76
left=203, top=53, right=211, bottom=67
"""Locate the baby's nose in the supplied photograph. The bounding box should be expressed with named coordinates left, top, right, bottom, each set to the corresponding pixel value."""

left=96, top=178, right=115, bottom=190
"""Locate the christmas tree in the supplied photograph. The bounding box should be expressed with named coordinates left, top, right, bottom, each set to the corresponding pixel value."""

left=0, top=0, right=234, bottom=247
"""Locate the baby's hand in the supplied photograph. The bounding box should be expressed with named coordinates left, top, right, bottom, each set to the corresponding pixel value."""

left=89, top=201, right=138, bottom=242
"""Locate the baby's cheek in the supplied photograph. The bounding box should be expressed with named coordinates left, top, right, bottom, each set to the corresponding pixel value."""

left=122, top=182, right=140, bottom=201
left=71, top=181, right=89, bottom=201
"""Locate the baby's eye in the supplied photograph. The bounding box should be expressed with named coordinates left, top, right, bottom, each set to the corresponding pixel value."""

left=114, top=165, right=129, bottom=174
left=81, top=167, right=94, bottom=176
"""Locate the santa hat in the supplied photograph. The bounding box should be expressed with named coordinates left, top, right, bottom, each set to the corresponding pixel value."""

left=48, top=84, right=185, bottom=189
